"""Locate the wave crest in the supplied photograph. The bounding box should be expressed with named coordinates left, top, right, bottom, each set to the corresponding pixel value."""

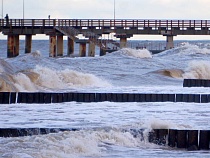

left=155, top=69, right=184, bottom=78
left=33, top=66, right=111, bottom=90
left=114, top=48, right=152, bottom=58
left=182, top=60, right=210, bottom=79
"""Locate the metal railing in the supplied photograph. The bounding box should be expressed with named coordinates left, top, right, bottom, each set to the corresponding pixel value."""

left=1, top=19, right=210, bottom=29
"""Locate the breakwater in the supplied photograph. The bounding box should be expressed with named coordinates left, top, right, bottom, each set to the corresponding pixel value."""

left=1, top=92, right=210, bottom=104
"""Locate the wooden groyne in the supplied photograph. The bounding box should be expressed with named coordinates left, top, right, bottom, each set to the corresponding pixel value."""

left=183, top=79, right=210, bottom=87
left=1, top=92, right=210, bottom=104
left=149, top=129, right=210, bottom=150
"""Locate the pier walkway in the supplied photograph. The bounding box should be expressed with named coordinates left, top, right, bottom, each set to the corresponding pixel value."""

left=1, top=19, right=210, bottom=57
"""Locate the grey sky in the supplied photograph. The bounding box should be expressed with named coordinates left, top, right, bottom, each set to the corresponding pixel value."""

left=3, top=0, right=210, bottom=19
left=1, top=0, right=210, bottom=40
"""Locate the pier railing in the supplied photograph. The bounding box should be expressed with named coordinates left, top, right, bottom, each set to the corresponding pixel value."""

left=1, top=19, right=210, bottom=29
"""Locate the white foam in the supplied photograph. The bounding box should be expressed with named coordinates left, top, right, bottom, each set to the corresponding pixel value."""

left=33, top=66, right=111, bottom=90
left=0, top=129, right=145, bottom=158
left=179, top=43, right=210, bottom=55
left=13, top=73, right=37, bottom=92
left=116, top=48, right=153, bottom=58
left=182, top=60, right=210, bottom=79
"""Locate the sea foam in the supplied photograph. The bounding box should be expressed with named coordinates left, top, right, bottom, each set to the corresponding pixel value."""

left=115, top=48, right=152, bottom=58
left=182, top=60, right=210, bottom=79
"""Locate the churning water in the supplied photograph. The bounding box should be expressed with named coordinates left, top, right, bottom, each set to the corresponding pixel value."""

left=0, top=40, right=210, bottom=157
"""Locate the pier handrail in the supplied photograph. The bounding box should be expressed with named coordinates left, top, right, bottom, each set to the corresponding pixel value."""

left=1, top=19, right=210, bottom=29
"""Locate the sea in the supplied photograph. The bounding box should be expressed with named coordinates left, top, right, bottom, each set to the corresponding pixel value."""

left=0, top=39, right=210, bottom=158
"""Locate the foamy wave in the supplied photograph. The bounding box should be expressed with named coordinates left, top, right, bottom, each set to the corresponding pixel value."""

left=156, top=69, right=184, bottom=78
left=0, top=63, right=111, bottom=92
left=0, top=129, right=147, bottom=158
left=178, top=43, right=210, bottom=55
left=13, top=72, right=38, bottom=92
left=118, top=48, right=152, bottom=58
left=33, top=66, right=111, bottom=90
left=143, top=118, right=192, bottom=130
left=182, top=60, right=210, bottom=79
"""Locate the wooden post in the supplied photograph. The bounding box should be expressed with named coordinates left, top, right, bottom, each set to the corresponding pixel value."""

left=177, top=130, right=187, bottom=148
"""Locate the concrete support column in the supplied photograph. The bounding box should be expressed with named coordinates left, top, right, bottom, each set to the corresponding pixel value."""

left=25, top=35, right=32, bottom=53
left=7, top=35, right=19, bottom=58
left=14, top=35, right=19, bottom=57
left=88, top=42, right=95, bottom=57
left=49, top=35, right=56, bottom=57
left=67, top=37, right=74, bottom=56
left=7, top=35, right=14, bottom=58
left=120, top=37, right=127, bottom=48
left=57, top=35, right=63, bottom=57
left=166, top=35, right=174, bottom=50
left=79, top=43, right=86, bottom=57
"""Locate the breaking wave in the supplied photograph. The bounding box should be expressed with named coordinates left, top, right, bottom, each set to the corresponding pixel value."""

left=182, top=60, right=210, bottom=79
left=0, top=129, right=146, bottom=158
left=155, top=42, right=210, bottom=57
left=0, top=64, right=111, bottom=92
left=32, top=66, right=111, bottom=90
left=156, top=69, right=184, bottom=78
left=113, top=48, right=152, bottom=58
left=179, top=43, right=210, bottom=55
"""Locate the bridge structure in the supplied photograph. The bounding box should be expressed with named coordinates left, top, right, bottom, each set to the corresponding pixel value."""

left=1, top=19, right=210, bottom=57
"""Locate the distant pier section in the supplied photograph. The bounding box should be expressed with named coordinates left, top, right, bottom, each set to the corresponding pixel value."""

left=1, top=19, right=210, bottom=57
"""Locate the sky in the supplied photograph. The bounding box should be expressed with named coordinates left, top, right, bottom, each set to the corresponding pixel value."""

left=1, top=0, right=210, bottom=40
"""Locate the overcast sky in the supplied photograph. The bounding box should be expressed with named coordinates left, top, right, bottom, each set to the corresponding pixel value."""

left=3, top=0, right=210, bottom=19
left=2, top=0, right=210, bottom=40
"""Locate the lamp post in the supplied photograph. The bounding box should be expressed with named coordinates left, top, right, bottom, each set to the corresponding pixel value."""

left=2, top=0, right=3, bottom=19
left=23, top=0, right=24, bottom=19
left=114, top=0, right=115, bottom=20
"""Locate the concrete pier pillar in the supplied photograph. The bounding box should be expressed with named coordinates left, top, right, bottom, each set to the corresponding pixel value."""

left=57, top=35, right=63, bottom=56
left=88, top=42, right=95, bottom=57
left=49, top=35, right=56, bottom=57
left=25, top=35, right=32, bottom=53
left=14, top=35, right=19, bottom=57
left=79, top=43, right=86, bottom=57
left=67, top=37, right=74, bottom=56
left=120, top=37, right=127, bottom=48
left=7, top=35, right=14, bottom=58
left=166, top=35, right=174, bottom=50
left=7, top=35, right=19, bottom=58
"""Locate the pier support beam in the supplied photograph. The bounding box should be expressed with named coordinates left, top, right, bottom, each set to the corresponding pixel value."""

left=7, top=35, right=19, bottom=58
left=79, top=42, right=86, bottom=57
left=49, top=35, right=56, bottom=57
left=165, top=35, right=174, bottom=50
left=7, top=35, right=14, bottom=58
left=115, top=34, right=130, bottom=49
left=57, top=35, right=63, bottom=57
left=67, top=37, right=74, bottom=56
left=25, top=35, right=32, bottom=53
left=88, top=42, right=95, bottom=57
left=14, top=35, right=19, bottom=57
left=120, top=37, right=127, bottom=48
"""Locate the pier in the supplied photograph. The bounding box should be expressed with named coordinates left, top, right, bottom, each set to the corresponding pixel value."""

left=1, top=19, right=210, bottom=57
